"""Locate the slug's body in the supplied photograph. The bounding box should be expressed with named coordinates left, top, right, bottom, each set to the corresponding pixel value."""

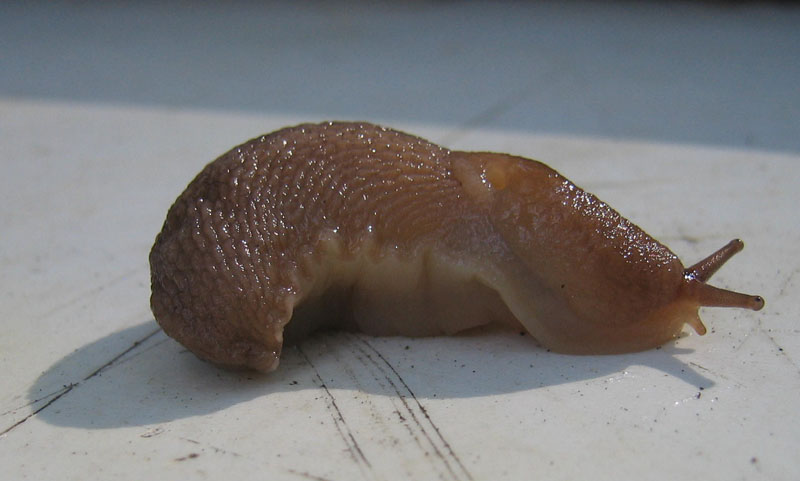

left=150, top=122, right=763, bottom=372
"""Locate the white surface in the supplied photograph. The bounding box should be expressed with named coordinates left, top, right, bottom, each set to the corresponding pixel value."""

left=1, top=99, right=798, bottom=480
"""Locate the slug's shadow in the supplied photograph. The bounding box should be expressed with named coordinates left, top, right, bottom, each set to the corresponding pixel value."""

left=29, top=321, right=712, bottom=430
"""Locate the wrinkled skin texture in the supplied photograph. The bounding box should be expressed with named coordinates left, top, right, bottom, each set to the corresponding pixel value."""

left=150, top=122, right=763, bottom=372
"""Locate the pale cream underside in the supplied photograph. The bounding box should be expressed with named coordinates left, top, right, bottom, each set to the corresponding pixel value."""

left=283, top=234, right=530, bottom=344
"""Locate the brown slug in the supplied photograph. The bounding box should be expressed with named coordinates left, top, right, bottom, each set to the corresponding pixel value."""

left=149, top=122, right=764, bottom=372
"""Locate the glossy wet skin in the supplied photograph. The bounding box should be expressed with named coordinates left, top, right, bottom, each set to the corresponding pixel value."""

left=149, top=122, right=763, bottom=372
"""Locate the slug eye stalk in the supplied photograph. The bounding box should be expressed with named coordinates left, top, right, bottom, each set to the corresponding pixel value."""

left=681, top=239, right=765, bottom=335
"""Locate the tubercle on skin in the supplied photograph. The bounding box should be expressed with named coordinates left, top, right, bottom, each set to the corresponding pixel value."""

left=149, top=121, right=764, bottom=372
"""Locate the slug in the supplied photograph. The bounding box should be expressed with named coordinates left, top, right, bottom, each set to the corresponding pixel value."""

left=149, top=122, right=764, bottom=372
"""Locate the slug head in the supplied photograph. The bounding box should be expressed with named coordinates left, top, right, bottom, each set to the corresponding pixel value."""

left=679, top=239, right=765, bottom=331
left=455, top=153, right=764, bottom=353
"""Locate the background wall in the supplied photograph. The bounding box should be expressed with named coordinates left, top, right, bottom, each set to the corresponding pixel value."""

left=2, top=0, right=799, bottom=152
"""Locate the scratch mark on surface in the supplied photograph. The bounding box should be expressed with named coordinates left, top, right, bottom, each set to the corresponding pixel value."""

left=174, top=452, right=200, bottom=461
left=758, top=265, right=800, bottom=375
left=730, top=323, right=758, bottom=353
left=348, top=339, right=451, bottom=479
left=757, top=320, right=800, bottom=377
left=344, top=341, right=432, bottom=472
left=688, top=361, right=744, bottom=389
left=297, top=345, right=373, bottom=480
left=0, top=325, right=161, bottom=437
left=353, top=334, right=475, bottom=481
left=0, top=384, right=75, bottom=437
left=82, top=327, right=162, bottom=380
left=775, top=266, right=798, bottom=300
left=285, top=468, right=336, bottom=481
left=178, top=436, right=242, bottom=457
left=112, top=336, right=171, bottom=369
left=30, top=267, right=143, bottom=322
left=1, top=384, right=73, bottom=418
